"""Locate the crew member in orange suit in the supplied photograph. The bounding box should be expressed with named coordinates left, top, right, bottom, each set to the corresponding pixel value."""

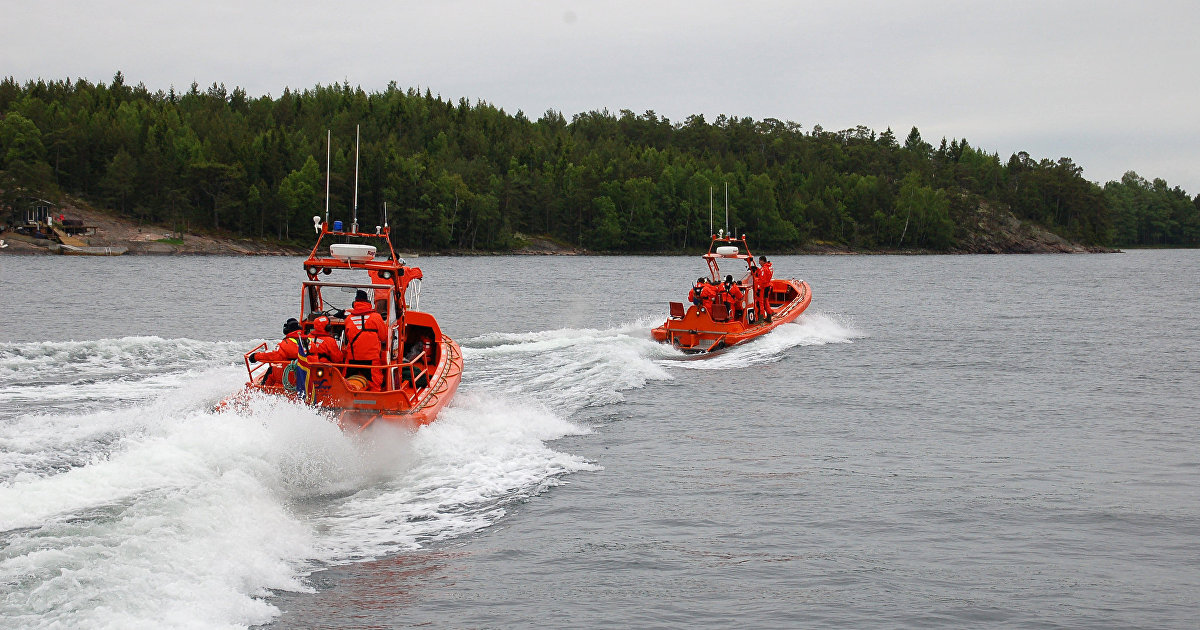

left=688, top=278, right=706, bottom=306
left=250, top=318, right=303, bottom=386
left=306, top=315, right=344, bottom=365
left=700, top=279, right=719, bottom=312
left=342, top=289, right=388, bottom=389
left=720, top=275, right=744, bottom=320
left=754, top=255, right=774, bottom=322
left=367, top=269, right=391, bottom=312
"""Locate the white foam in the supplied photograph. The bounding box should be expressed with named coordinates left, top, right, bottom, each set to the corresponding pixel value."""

left=0, top=367, right=248, bottom=485
left=3, top=311, right=862, bottom=627
left=461, top=319, right=674, bottom=412
left=316, top=393, right=597, bottom=561
left=0, top=396, right=327, bottom=628
left=0, top=338, right=253, bottom=422
left=0, top=337, right=246, bottom=381
left=668, top=310, right=866, bottom=370
left=0, top=333, right=608, bottom=628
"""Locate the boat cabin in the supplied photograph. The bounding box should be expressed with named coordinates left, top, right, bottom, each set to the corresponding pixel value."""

left=298, top=278, right=441, bottom=373
left=287, top=224, right=443, bottom=393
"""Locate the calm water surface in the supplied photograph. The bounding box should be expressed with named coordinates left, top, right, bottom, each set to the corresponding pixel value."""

left=0, top=250, right=1197, bottom=629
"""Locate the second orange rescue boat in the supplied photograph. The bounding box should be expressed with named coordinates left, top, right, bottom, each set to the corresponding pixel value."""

left=652, top=233, right=811, bottom=353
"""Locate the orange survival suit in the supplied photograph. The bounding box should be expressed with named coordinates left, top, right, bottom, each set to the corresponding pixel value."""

left=306, top=316, right=344, bottom=365
left=753, top=260, right=774, bottom=321
left=343, top=297, right=388, bottom=389
left=688, top=279, right=705, bottom=306
left=699, top=281, right=719, bottom=311
left=251, top=319, right=303, bottom=387
left=719, top=280, right=744, bottom=320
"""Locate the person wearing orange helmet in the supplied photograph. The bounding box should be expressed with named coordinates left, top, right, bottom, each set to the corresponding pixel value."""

left=306, top=315, right=344, bottom=365
left=342, top=289, right=388, bottom=390
left=688, top=278, right=706, bottom=307
left=367, top=269, right=391, bottom=311
left=719, top=274, right=744, bottom=321
left=250, top=318, right=303, bottom=387
left=699, top=279, right=719, bottom=312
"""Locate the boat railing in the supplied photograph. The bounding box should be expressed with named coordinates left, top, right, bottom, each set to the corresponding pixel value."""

left=243, top=342, right=271, bottom=382
left=244, top=332, right=441, bottom=400
left=248, top=353, right=432, bottom=395
left=242, top=343, right=432, bottom=388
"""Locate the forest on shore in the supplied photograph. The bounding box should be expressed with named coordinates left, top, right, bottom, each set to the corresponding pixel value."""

left=2, top=72, right=1198, bottom=252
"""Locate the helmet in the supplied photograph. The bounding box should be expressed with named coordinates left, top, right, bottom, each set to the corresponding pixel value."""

left=355, top=289, right=369, bottom=303
left=312, top=316, right=329, bottom=333
left=283, top=318, right=301, bottom=334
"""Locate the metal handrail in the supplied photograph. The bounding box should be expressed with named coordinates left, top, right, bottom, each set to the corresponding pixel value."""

left=250, top=351, right=433, bottom=391
left=243, top=342, right=270, bottom=381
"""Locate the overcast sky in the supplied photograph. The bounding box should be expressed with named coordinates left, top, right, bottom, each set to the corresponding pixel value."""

left=6, top=0, right=1198, bottom=194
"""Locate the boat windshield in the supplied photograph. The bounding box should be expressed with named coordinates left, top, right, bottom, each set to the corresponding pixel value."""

left=709, top=256, right=753, bottom=283
left=302, top=281, right=395, bottom=320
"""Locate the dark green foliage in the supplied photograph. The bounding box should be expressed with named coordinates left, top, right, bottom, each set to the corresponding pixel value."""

left=1, top=73, right=1194, bottom=250
left=1104, top=172, right=1200, bottom=247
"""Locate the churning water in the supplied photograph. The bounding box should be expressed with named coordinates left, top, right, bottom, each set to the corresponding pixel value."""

left=0, top=251, right=1197, bottom=629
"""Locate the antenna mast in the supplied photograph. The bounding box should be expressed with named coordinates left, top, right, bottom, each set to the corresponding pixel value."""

left=724, top=181, right=729, bottom=236
left=352, top=124, right=360, bottom=233
left=324, top=130, right=331, bottom=224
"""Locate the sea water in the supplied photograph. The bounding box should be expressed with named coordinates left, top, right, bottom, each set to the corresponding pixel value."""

left=0, top=251, right=1197, bottom=629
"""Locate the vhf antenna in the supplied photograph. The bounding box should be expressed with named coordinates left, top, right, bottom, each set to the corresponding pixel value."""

left=324, top=130, right=331, bottom=224
left=724, top=181, right=729, bottom=236
left=352, top=124, right=360, bottom=233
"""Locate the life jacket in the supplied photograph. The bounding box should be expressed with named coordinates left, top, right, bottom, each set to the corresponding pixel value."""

left=307, top=332, right=344, bottom=364
left=760, top=261, right=773, bottom=285
left=754, top=263, right=774, bottom=317
left=343, top=300, right=387, bottom=362
left=699, top=283, right=718, bottom=309
left=367, top=270, right=392, bottom=310
left=689, top=282, right=705, bottom=306
left=721, top=282, right=743, bottom=307
left=257, top=330, right=303, bottom=363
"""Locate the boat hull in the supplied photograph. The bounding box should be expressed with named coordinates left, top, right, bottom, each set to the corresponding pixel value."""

left=652, top=279, right=811, bottom=353
left=59, top=244, right=127, bottom=256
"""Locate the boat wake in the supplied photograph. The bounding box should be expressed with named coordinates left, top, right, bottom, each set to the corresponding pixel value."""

left=0, top=337, right=247, bottom=420
left=665, top=310, right=865, bottom=370
left=460, top=319, right=676, bottom=413
left=0, top=336, right=599, bottom=628
left=0, top=315, right=854, bottom=627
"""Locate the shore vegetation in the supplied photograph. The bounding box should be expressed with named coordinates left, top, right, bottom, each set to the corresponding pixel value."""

left=2, top=73, right=1197, bottom=252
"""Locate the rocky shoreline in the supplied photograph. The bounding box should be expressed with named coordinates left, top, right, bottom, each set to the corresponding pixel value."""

left=2, top=199, right=1115, bottom=257
left=1, top=202, right=306, bottom=256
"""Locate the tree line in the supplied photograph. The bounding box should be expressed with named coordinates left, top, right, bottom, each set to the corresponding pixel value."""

left=2, top=72, right=1198, bottom=251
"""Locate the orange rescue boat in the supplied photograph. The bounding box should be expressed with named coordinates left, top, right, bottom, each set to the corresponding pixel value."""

left=651, top=234, right=812, bottom=353
left=231, top=220, right=462, bottom=431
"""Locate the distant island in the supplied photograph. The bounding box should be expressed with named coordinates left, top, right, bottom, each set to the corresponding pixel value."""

left=2, top=72, right=1198, bottom=254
